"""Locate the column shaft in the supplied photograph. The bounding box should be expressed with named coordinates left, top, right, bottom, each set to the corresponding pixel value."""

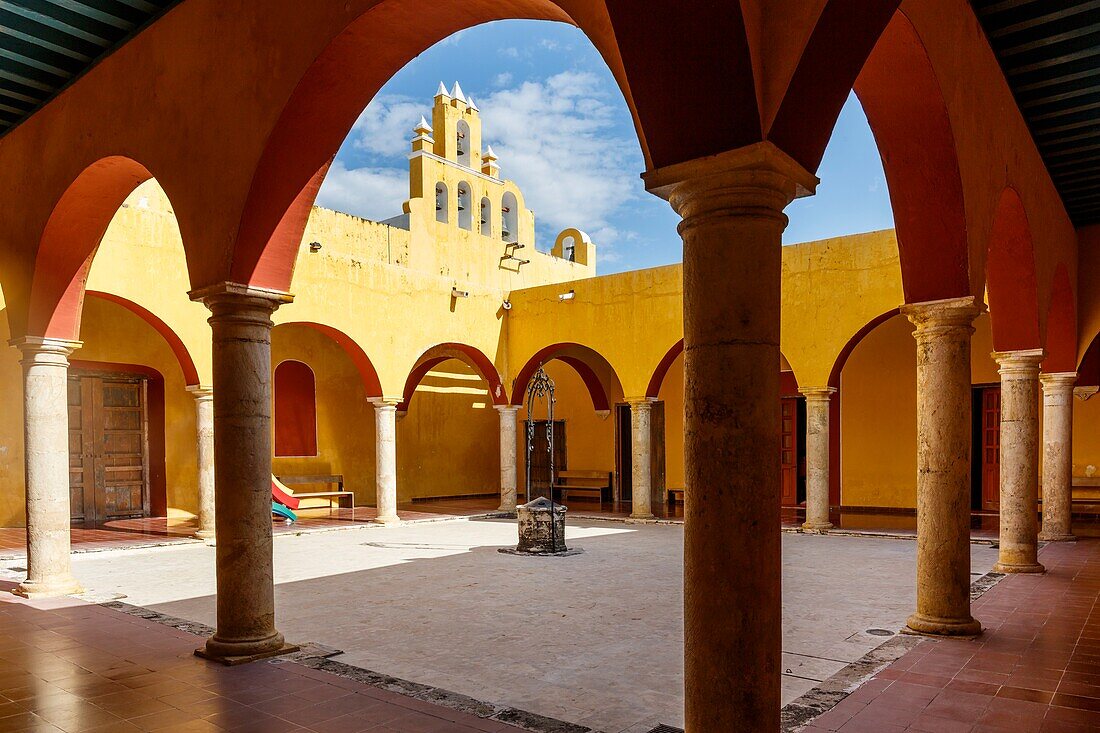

left=188, top=386, right=215, bottom=541
left=645, top=143, right=818, bottom=733
left=993, top=350, right=1045, bottom=573
left=194, top=284, right=295, bottom=663
left=372, top=400, right=400, bottom=524
left=628, top=399, right=654, bottom=521
left=496, top=405, right=519, bottom=512
left=901, top=297, right=982, bottom=636
left=1039, top=373, right=1076, bottom=542
left=800, top=387, right=835, bottom=532
left=11, top=337, right=83, bottom=598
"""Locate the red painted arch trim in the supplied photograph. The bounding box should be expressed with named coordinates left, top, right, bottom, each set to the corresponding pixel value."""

left=290, top=322, right=384, bottom=398
left=827, top=308, right=902, bottom=388
left=1044, top=263, right=1077, bottom=374
left=86, top=291, right=200, bottom=386
left=646, top=340, right=684, bottom=399
left=28, top=156, right=153, bottom=340
left=399, top=343, right=507, bottom=411
left=986, top=187, right=1041, bottom=352
left=511, top=343, right=618, bottom=412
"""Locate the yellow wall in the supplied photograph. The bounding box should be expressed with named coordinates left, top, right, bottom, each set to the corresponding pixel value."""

left=0, top=309, right=25, bottom=525
left=397, top=359, right=499, bottom=500
left=659, top=352, right=685, bottom=490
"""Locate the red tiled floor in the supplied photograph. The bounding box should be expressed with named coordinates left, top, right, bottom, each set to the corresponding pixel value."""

left=804, top=538, right=1100, bottom=731
left=0, top=580, right=521, bottom=733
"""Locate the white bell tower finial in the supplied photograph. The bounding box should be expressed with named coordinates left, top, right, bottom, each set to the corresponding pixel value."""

left=436, top=81, right=449, bottom=98
left=450, top=81, right=466, bottom=104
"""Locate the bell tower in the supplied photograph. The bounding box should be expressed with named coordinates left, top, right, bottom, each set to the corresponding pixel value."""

left=432, top=81, right=484, bottom=170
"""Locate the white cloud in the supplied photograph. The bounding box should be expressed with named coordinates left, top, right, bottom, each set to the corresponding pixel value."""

left=315, top=161, right=407, bottom=221
left=493, top=72, right=513, bottom=88
left=499, top=47, right=520, bottom=58
left=349, top=95, right=428, bottom=158
left=477, top=70, right=638, bottom=257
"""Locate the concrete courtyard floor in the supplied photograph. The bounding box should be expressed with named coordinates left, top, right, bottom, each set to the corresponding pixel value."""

left=3, top=518, right=998, bottom=733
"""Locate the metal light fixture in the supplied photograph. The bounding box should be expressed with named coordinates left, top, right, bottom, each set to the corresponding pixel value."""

left=558, top=290, right=575, bottom=302
left=308, top=241, right=322, bottom=253
left=451, top=287, right=470, bottom=299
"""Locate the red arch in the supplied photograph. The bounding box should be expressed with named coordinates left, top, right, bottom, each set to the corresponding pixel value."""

left=986, top=187, right=1041, bottom=351
left=827, top=308, right=902, bottom=389
left=277, top=322, right=383, bottom=398
left=854, top=11, right=969, bottom=303
left=85, top=291, right=200, bottom=386
left=27, top=157, right=154, bottom=340
left=400, top=343, right=507, bottom=411
left=511, top=343, right=623, bottom=412
left=646, top=340, right=684, bottom=399
left=1044, top=264, right=1077, bottom=374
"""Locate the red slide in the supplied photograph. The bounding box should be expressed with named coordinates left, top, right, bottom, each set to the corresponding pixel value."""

left=271, top=475, right=301, bottom=510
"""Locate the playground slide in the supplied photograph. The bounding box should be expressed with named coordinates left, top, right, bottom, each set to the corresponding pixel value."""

left=272, top=501, right=298, bottom=522
left=271, top=475, right=301, bottom=510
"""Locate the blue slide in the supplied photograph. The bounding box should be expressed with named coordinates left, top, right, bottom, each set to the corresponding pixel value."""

left=272, top=501, right=297, bottom=523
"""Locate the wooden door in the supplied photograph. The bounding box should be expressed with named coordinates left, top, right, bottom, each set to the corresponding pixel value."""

left=615, top=404, right=631, bottom=503
left=68, top=372, right=150, bottom=525
left=781, top=397, right=799, bottom=506
left=526, top=419, right=565, bottom=501
left=980, top=386, right=1001, bottom=511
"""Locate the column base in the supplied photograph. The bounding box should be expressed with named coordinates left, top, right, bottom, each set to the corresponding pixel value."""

left=196, top=631, right=299, bottom=666
left=801, top=521, right=833, bottom=533
left=1038, top=532, right=1075, bottom=542
left=993, top=561, right=1045, bottom=574
left=373, top=515, right=401, bottom=526
left=12, top=576, right=84, bottom=599
left=626, top=514, right=656, bottom=524
left=905, top=612, right=982, bottom=637
left=496, top=505, right=518, bottom=515
left=194, top=529, right=215, bottom=543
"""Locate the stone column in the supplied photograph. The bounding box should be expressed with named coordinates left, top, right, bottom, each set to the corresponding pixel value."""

left=1039, top=372, right=1076, bottom=542
left=800, top=387, right=835, bottom=532
left=495, top=405, right=520, bottom=512
left=644, top=142, right=819, bottom=732
left=371, top=398, right=401, bottom=525
left=187, top=386, right=215, bottom=542
left=10, top=337, right=83, bottom=598
left=627, top=398, right=655, bottom=521
left=992, top=349, right=1045, bottom=573
left=191, top=283, right=296, bottom=663
left=900, top=297, right=982, bottom=637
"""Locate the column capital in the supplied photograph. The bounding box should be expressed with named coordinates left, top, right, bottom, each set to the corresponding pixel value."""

left=798, top=386, right=837, bottom=401
left=1040, top=371, right=1077, bottom=390
left=642, top=142, right=818, bottom=220
left=186, top=384, right=214, bottom=400
left=369, top=397, right=403, bottom=409
left=494, top=403, right=520, bottom=414
left=8, top=336, right=82, bottom=359
left=625, top=396, right=655, bottom=410
left=900, top=296, right=984, bottom=339
left=993, top=348, right=1045, bottom=376
left=189, top=281, right=293, bottom=317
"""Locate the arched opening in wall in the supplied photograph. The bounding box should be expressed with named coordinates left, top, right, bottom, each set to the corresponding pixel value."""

left=456, top=119, right=472, bottom=167
left=480, top=197, right=491, bottom=236
left=398, top=343, right=507, bottom=508
left=830, top=310, right=1000, bottom=531
left=26, top=175, right=203, bottom=535
left=457, top=181, right=472, bottom=230
left=271, top=322, right=381, bottom=514
left=512, top=343, right=631, bottom=513
left=647, top=340, right=803, bottom=514
left=435, top=182, right=448, bottom=223
left=501, top=191, right=518, bottom=244
left=274, top=360, right=319, bottom=458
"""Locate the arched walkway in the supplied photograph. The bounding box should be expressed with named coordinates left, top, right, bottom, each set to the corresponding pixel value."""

left=400, top=343, right=506, bottom=411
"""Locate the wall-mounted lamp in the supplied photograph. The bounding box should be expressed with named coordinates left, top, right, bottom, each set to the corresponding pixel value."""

left=452, top=287, right=470, bottom=299
left=558, top=290, right=575, bottom=302
left=502, top=299, right=512, bottom=311
left=308, top=241, right=322, bottom=253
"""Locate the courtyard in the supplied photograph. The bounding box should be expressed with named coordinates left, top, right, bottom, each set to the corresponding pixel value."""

left=1, top=519, right=998, bottom=732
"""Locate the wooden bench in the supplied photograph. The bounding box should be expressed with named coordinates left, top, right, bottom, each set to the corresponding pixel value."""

left=553, top=470, right=612, bottom=504
left=275, top=474, right=354, bottom=517
left=667, top=488, right=684, bottom=505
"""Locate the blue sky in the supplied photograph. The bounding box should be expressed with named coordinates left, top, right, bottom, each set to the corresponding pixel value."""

left=317, top=20, right=894, bottom=274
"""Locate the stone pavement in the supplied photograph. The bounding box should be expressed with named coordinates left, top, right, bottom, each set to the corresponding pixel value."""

left=13, top=518, right=999, bottom=732
left=0, top=579, right=524, bottom=732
